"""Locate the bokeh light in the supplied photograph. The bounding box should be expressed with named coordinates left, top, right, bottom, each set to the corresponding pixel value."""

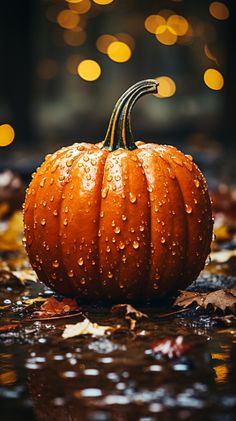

left=0, top=124, right=15, bottom=147
left=116, top=33, right=135, bottom=50
left=57, top=10, right=80, bottom=29
left=144, top=15, right=166, bottom=34
left=37, top=59, right=58, bottom=80
left=155, top=27, right=177, bottom=45
left=77, top=59, right=101, bottom=81
left=107, top=41, right=131, bottom=63
left=204, top=68, right=224, bottom=90
left=154, top=76, right=176, bottom=98
left=66, top=0, right=84, bottom=4
left=204, top=44, right=218, bottom=64
left=63, top=28, right=86, bottom=46
left=209, top=2, right=229, bottom=20
left=69, top=0, right=91, bottom=14
left=96, top=34, right=117, bottom=53
left=167, top=15, right=189, bottom=36
left=93, top=0, right=113, bottom=4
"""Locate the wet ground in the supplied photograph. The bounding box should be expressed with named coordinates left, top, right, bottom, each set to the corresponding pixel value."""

left=0, top=255, right=236, bottom=421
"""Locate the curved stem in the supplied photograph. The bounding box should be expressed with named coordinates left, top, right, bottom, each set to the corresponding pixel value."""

left=102, top=79, right=158, bottom=151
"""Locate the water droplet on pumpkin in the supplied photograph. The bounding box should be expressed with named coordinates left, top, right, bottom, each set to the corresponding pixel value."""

left=66, top=159, right=73, bottom=167
left=100, top=211, right=104, bottom=218
left=43, top=201, right=47, bottom=207
left=161, top=237, right=166, bottom=244
left=64, top=218, right=68, bottom=226
left=129, top=192, right=137, bottom=203
left=40, top=178, right=46, bottom=187
left=185, top=204, right=192, bottom=214
left=107, top=271, right=113, bottom=279
left=41, top=218, right=46, bottom=226
left=122, top=255, right=127, bottom=263
left=52, top=260, right=60, bottom=268
left=83, top=155, right=89, bottom=162
left=101, top=187, right=109, bottom=199
left=114, top=226, right=120, bottom=234
left=80, top=278, right=86, bottom=285
left=106, top=246, right=111, bottom=253
left=122, top=214, right=127, bottom=221
left=139, top=225, right=145, bottom=232
left=133, top=240, right=139, bottom=249
left=107, top=175, right=112, bottom=182
left=53, top=210, right=58, bottom=216
left=67, top=270, right=74, bottom=278
left=119, top=241, right=125, bottom=250
left=194, top=179, right=200, bottom=188
left=77, top=257, right=84, bottom=266
left=98, top=229, right=101, bottom=237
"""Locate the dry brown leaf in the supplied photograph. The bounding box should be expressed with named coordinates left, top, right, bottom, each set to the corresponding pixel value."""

left=62, top=317, right=112, bottom=339
left=12, top=269, right=38, bottom=285
left=112, top=304, right=148, bottom=330
left=22, top=297, right=47, bottom=306
left=0, top=211, right=23, bottom=251
left=174, top=289, right=236, bottom=312
left=32, top=297, right=80, bottom=318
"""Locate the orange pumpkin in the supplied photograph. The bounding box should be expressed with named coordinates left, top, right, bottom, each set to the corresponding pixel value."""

left=23, top=80, right=213, bottom=302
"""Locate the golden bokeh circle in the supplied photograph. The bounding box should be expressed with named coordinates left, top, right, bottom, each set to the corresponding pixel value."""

left=155, top=27, right=177, bottom=45
left=0, top=124, right=15, bottom=147
left=154, top=76, right=176, bottom=98
left=107, top=41, right=131, bottom=63
left=57, top=10, right=79, bottom=29
left=96, top=34, right=117, bottom=53
left=77, top=59, right=101, bottom=81
left=209, top=2, right=229, bottom=20
left=204, top=68, right=224, bottom=90
left=167, top=15, right=189, bottom=36
left=144, top=15, right=166, bottom=34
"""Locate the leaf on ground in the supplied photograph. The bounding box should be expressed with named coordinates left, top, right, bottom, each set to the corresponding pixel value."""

left=62, top=317, right=113, bottom=339
left=32, top=297, right=80, bottom=318
left=151, top=336, right=192, bottom=359
left=174, top=289, right=236, bottom=312
left=111, top=304, right=148, bottom=330
left=0, top=323, right=20, bottom=332
left=210, top=250, right=236, bottom=263
left=23, top=297, right=47, bottom=306
left=0, top=211, right=23, bottom=251
left=12, top=269, right=38, bottom=285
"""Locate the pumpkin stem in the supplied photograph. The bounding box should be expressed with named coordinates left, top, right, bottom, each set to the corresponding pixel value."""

left=102, top=79, right=158, bottom=151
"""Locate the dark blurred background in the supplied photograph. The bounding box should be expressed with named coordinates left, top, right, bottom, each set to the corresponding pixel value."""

left=0, top=0, right=235, bottom=186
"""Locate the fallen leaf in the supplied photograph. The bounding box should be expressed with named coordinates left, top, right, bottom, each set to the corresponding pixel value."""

left=0, top=211, right=23, bottom=251
left=32, top=297, right=80, bottom=318
left=111, top=304, right=148, bottom=330
left=174, top=289, right=236, bottom=312
left=0, top=324, right=20, bottom=332
left=23, top=297, right=47, bottom=306
left=151, top=336, right=192, bottom=359
left=12, top=269, right=38, bottom=285
left=210, top=250, right=236, bottom=263
left=62, top=317, right=112, bottom=339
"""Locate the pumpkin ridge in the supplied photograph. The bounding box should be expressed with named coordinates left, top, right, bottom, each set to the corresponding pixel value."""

left=135, top=149, right=152, bottom=302
left=58, top=150, right=85, bottom=296
left=164, top=149, right=189, bottom=290
left=28, top=150, right=70, bottom=291
left=97, top=150, right=109, bottom=300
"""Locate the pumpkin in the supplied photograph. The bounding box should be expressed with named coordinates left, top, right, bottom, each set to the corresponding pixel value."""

left=23, top=79, right=213, bottom=302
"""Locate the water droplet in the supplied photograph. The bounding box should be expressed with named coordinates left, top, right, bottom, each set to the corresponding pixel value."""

left=66, top=159, right=73, bottom=167
left=52, top=260, right=60, bottom=268
left=194, top=179, right=200, bottom=188
left=106, top=246, right=111, bottom=253
left=161, top=237, right=166, bottom=244
left=53, top=210, right=58, bottom=216
left=43, top=201, right=47, bottom=207
left=115, top=175, right=121, bottom=181
left=83, top=155, right=89, bottom=162
left=119, top=241, right=125, bottom=250
left=100, top=210, right=104, bottom=218
left=41, top=218, right=46, bottom=226
left=129, top=192, right=137, bottom=203
left=101, top=187, right=109, bottom=199
left=80, top=278, right=86, bottom=285
left=64, top=218, right=68, bottom=226
left=133, top=240, right=139, bottom=249
left=107, top=271, right=113, bottom=279
left=122, top=214, right=127, bottom=221
left=114, top=226, right=120, bottom=234
left=98, top=229, right=101, bottom=237
left=139, top=225, right=145, bottom=232
left=107, top=175, right=112, bottom=182
left=50, top=178, right=54, bottom=185
left=111, top=220, right=115, bottom=227
left=40, top=178, right=46, bottom=187
left=185, top=204, right=192, bottom=214
left=67, top=270, right=74, bottom=278
left=78, top=257, right=84, bottom=266
left=122, top=255, right=126, bottom=263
